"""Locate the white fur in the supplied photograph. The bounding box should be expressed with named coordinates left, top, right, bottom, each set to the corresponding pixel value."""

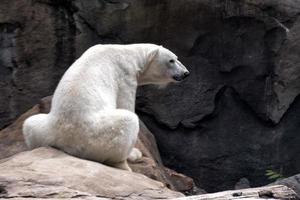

left=128, top=147, right=143, bottom=162
left=23, top=44, right=188, bottom=171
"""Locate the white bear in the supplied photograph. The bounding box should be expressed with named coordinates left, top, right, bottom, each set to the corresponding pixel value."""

left=22, top=44, right=189, bottom=171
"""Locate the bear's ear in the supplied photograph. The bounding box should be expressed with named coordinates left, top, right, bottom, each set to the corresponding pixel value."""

left=148, top=47, right=160, bottom=63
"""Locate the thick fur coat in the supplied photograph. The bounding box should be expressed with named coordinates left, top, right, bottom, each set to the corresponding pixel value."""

left=23, top=44, right=189, bottom=171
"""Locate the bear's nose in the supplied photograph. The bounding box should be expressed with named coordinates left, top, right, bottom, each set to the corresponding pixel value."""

left=183, top=71, right=190, bottom=78
left=172, top=71, right=190, bottom=81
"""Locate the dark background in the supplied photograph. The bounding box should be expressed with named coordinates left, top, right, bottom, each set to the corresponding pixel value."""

left=0, top=0, right=300, bottom=192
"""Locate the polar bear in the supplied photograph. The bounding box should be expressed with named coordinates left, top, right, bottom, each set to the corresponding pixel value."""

left=23, top=44, right=189, bottom=171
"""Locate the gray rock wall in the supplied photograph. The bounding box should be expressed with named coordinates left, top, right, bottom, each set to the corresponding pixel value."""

left=0, top=0, right=299, bottom=192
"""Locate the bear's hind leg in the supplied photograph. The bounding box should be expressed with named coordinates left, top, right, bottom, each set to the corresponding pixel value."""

left=83, top=109, right=139, bottom=170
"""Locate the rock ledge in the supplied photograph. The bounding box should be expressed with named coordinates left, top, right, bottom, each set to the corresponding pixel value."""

left=0, top=147, right=183, bottom=200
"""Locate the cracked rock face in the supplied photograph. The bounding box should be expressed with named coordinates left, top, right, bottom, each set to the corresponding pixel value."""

left=0, top=0, right=300, bottom=193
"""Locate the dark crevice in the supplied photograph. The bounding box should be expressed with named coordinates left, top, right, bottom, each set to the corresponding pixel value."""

left=35, top=0, right=77, bottom=69
left=0, top=185, right=7, bottom=195
left=0, top=22, right=21, bottom=130
left=47, top=0, right=77, bottom=90
left=70, top=194, right=90, bottom=198
left=102, top=0, right=124, bottom=4
left=273, top=93, right=300, bottom=124
left=34, top=0, right=78, bottom=13
left=258, top=191, right=275, bottom=198
left=75, top=14, right=99, bottom=36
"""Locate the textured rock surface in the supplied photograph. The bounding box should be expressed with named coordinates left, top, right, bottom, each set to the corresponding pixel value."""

left=0, top=96, right=197, bottom=195
left=130, top=122, right=198, bottom=195
left=270, top=174, right=300, bottom=196
left=0, top=147, right=183, bottom=200
left=136, top=0, right=300, bottom=192
left=0, top=0, right=300, bottom=193
left=176, top=185, right=299, bottom=200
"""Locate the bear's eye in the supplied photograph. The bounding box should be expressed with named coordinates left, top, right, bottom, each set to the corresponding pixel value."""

left=169, top=59, right=175, bottom=64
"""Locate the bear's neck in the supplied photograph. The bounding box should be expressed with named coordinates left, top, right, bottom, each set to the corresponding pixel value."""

left=113, top=44, right=157, bottom=111
left=123, top=44, right=158, bottom=85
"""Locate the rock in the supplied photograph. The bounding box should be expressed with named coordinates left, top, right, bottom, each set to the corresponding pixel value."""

left=1, top=0, right=300, bottom=193
left=130, top=122, right=198, bottom=194
left=270, top=174, right=300, bottom=197
left=235, top=178, right=251, bottom=190
left=0, top=0, right=76, bottom=128
left=135, top=0, right=300, bottom=192
left=0, top=147, right=183, bottom=199
left=163, top=167, right=206, bottom=195
left=129, top=122, right=199, bottom=195
left=176, top=185, right=299, bottom=200
left=0, top=96, right=197, bottom=194
left=138, top=87, right=300, bottom=192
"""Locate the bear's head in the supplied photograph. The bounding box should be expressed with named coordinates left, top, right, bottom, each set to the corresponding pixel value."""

left=138, top=46, right=189, bottom=86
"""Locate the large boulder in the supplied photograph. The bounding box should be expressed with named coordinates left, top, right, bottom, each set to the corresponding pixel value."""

left=1, top=0, right=300, bottom=193
left=0, top=147, right=183, bottom=199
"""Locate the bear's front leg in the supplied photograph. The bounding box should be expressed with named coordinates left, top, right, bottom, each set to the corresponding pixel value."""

left=111, top=160, right=132, bottom=171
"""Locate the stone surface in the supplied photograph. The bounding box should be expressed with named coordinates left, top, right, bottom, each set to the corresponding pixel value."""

left=0, top=0, right=76, bottom=128
left=0, top=96, right=197, bottom=195
left=270, top=174, right=300, bottom=196
left=0, top=147, right=183, bottom=200
left=136, top=0, right=300, bottom=192
left=130, top=121, right=198, bottom=195
left=176, top=185, right=299, bottom=200
left=139, top=88, right=300, bottom=192
left=0, top=0, right=300, bottom=193
left=234, top=178, right=251, bottom=190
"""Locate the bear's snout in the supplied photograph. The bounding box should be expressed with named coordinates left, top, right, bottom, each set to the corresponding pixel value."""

left=172, top=71, right=190, bottom=81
